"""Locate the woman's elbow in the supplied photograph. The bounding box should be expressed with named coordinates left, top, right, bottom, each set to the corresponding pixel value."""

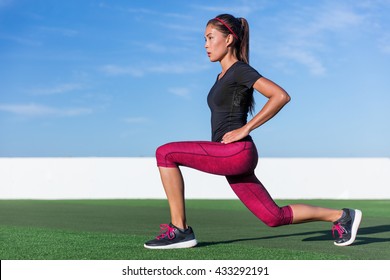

left=285, top=92, right=291, bottom=104
left=280, top=91, right=291, bottom=105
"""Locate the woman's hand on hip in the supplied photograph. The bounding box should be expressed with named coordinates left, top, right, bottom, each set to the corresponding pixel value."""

left=221, top=126, right=250, bottom=144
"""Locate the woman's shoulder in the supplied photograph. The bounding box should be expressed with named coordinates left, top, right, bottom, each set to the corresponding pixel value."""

left=233, top=61, right=262, bottom=77
left=233, top=61, right=258, bottom=72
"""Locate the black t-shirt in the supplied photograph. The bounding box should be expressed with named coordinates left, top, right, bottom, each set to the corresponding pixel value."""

left=207, top=61, right=262, bottom=142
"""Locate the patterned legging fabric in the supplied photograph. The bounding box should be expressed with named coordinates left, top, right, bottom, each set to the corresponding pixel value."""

left=156, top=141, right=293, bottom=227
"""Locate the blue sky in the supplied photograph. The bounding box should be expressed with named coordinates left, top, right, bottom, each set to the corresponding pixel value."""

left=0, top=0, right=389, bottom=157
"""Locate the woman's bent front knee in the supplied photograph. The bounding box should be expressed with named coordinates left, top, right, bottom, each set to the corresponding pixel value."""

left=156, top=143, right=178, bottom=168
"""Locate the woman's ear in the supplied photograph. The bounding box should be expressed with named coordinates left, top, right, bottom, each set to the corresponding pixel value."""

left=225, top=34, right=234, bottom=47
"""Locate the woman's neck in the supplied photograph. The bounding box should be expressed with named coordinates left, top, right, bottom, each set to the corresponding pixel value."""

left=220, top=55, right=238, bottom=72
left=219, top=54, right=238, bottom=79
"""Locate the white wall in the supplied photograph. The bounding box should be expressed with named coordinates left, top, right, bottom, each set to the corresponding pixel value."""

left=0, top=157, right=389, bottom=200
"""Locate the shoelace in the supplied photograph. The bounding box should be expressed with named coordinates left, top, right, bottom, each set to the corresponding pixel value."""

left=156, top=224, right=176, bottom=240
left=332, top=223, right=346, bottom=238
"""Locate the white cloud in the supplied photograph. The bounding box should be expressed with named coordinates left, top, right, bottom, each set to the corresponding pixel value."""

left=101, top=65, right=145, bottom=77
left=378, top=33, right=390, bottom=54
left=144, top=43, right=167, bottom=53
left=191, top=0, right=266, bottom=17
left=37, top=26, right=79, bottom=37
left=278, top=48, right=326, bottom=76
left=123, top=117, right=149, bottom=124
left=127, top=7, right=192, bottom=20
left=266, top=3, right=366, bottom=76
left=101, top=61, right=210, bottom=77
left=292, top=6, right=364, bottom=38
left=123, top=7, right=156, bottom=15
left=158, top=22, right=200, bottom=33
left=168, top=87, right=191, bottom=98
left=0, top=103, right=92, bottom=117
left=148, top=62, right=209, bottom=74
left=30, top=83, right=84, bottom=95
left=131, top=41, right=192, bottom=55
left=99, top=3, right=192, bottom=20
left=0, top=34, right=42, bottom=46
left=0, top=0, right=12, bottom=8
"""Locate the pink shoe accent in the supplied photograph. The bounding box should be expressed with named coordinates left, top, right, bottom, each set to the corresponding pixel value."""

left=156, top=224, right=176, bottom=240
left=332, top=223, right=346, bottom=238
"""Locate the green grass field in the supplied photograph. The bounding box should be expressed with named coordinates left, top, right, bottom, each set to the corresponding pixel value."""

left=0, top=199, right=389, bottom=260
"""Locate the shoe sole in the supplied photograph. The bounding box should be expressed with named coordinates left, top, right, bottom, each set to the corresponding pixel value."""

left=144, top=239, right=198, bottom=249
left=334, top=209, right=362, bottom=246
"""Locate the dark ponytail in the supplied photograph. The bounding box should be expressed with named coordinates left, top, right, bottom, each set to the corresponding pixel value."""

left=238, top=17, right=250, bottom=64
left=207, top=14, right=250, bottom=64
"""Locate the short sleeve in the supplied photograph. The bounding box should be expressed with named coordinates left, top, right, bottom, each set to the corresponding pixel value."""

left=234, top=62, right=262, bottom=89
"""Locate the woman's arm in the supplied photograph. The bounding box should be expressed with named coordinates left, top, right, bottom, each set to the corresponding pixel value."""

left=221, top=77, right=291, bottom=144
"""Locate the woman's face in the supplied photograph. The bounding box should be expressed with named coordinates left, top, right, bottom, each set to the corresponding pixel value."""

left=204, top=24, right=229, bottom=62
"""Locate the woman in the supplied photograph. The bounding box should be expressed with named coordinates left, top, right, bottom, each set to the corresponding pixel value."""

left=144, top=14, right=362, bottom=249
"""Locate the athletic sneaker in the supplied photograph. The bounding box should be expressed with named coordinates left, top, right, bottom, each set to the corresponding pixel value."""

left=332, top=208, right=362, bottom=246
left=144, top=223, right=198, bottom=249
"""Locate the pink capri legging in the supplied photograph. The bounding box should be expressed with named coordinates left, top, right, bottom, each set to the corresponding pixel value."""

left=156, top=140, right=293, bottom=227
